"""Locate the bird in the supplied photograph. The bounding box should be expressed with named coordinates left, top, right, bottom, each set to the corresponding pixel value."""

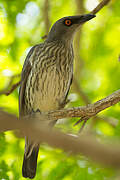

left=19, top=13, right=96, bottom=179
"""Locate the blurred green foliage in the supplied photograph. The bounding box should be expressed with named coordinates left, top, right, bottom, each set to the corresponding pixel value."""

left=0, top=0, right=120, bottom=179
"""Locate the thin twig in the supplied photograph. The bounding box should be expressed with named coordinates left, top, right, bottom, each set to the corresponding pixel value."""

left=0, top=74, right=21, bottom=96
left=91, top=0, right=111, bottom=14
left=5, top=81, right=21, bottom=96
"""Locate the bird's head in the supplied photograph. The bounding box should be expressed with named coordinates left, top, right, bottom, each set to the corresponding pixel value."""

left=46, top=14, right=96, bottom=43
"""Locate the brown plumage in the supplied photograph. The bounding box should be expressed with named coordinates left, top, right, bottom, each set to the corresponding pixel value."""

left=19, top=14, right=95, bottom=179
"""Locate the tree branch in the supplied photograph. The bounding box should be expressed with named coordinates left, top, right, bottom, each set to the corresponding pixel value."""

left=5, top=81, right=21, bottom=96
left=91, top=0, right=111, bottom=14
left=0, top=74, right=21, bottom=96
left=0, top=109, right=120, bottom=168
left=43, top=0, right=50, bottom=34
left=45, top=89, right=120, bottom=121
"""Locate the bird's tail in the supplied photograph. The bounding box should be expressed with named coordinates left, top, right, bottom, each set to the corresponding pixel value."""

left=22, top=141, right=39, bottom=179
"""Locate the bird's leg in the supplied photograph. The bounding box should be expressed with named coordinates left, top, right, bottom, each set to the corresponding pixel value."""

left=73, top=116, right=89, bottom=133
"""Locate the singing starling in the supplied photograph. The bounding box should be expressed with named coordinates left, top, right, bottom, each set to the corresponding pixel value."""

left=19, top=14, right=95, bottom=178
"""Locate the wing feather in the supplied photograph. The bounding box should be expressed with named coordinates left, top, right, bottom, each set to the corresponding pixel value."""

left=19, top=45, right=38, bottom=116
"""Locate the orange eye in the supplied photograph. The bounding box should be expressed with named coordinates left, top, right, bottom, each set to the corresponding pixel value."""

left=64, top=19, right=72, bottom=26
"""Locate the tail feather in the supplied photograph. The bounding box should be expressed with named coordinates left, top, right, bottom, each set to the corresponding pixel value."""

left=22, top=145, right=39, bottom=179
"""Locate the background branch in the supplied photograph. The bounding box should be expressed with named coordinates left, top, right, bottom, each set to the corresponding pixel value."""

left=0, top=109, right=120, bottom=168
left=43, top=0, right=50, bottom=34
left=91, top=0, right=111, bottom=14
left=0, top=74, right=20, bottom=96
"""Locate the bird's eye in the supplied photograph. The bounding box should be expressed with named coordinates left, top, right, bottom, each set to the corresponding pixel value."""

left=64, top=19, right=72, bottom=26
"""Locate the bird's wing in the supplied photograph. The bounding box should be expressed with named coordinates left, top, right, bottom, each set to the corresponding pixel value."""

left=64, top=73, right=73, bottom=102
left=19, top=45, right=39, bottom=116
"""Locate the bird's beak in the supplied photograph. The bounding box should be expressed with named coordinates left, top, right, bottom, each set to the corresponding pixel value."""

left=77, top=14, right=96, bottom=24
